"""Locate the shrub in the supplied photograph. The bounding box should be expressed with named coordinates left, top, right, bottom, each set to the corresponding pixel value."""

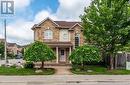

left=24, top=62, right=34, bottom=69
left=24, top=41, right=56, bottom=69
left=69, top=45, right=101, bottom=68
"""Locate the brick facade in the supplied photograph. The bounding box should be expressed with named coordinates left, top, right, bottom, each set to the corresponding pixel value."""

left=32, top=18, right=85, bottom=64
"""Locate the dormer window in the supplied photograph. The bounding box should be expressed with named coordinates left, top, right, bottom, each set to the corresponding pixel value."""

left=44, top=30, right=53, bottom=39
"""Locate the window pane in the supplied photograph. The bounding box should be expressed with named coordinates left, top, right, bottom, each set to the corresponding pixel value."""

left=44, top=30, right=53, bottom=39
left=75, top=33, right=80, bottom=48
left=60, top=30, right=69, bottom=41
left=61, top=50, right=64, bottom=55
left=75, top=37, right=79, bottom=47
left=63, top=34, right=67, bottom=39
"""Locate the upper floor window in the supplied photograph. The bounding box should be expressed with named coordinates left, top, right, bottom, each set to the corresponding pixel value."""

left=63, top=33, right=68, bottom=40
left=44, top=30, right=53, bottom=39
left=75, top=33, right=80, bottom=48
left=60, top=29, right=69, bottom=42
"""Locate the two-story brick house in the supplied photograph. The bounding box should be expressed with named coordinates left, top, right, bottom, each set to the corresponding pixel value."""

left=32, top=18, right=85, bottom=64
left=0, top=39, right=23, bottom=56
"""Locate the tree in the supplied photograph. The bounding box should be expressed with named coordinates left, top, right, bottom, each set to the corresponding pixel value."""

left=69, top=45, right=101, bottom=69
left=81, top=0, right=130, bottom=69
left=24, top=41, right=56, bottom=69
left=0, top=42, right=4, bottom=59
left=7, top=52, right=15, bottom=59
left=0, top=42, right=15, bottom=59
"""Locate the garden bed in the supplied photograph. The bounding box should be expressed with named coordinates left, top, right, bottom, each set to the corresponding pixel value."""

left=71, top=65, right=130, bottom=75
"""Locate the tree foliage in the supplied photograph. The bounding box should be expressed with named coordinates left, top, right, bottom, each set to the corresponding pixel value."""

left=81, top=0, right=130, bottom=69
left=0, top=42, right=4, bottom=58
left=69, top=45, right=101, bottom=66
left=24, top=41, right=56, bottom=68
left=0, top=42, right=15, bottom=59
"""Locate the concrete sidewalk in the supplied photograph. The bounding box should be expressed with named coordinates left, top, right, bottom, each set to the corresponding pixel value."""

left=0, top=75, right=130, bottom=85
left=45, top=66, right=72, bottom=75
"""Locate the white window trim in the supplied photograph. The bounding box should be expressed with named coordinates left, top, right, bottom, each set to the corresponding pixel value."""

left=59, top=29, right=69, bottom=42
left=44, top=29, right=53, bottom=39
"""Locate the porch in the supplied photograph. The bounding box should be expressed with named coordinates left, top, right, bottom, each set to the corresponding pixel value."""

left=44, top=42, right=73, bottom=64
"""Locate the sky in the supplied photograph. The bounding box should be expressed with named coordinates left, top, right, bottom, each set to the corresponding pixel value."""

left=0, top=0, right=92, bottom=45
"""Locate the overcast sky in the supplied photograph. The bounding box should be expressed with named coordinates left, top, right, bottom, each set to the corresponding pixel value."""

left=0, top=0, right=91, bottom=45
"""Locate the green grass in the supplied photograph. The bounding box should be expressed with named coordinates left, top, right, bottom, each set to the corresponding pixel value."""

left=0, top=67, right=55, bottom=75
left=71, top=65, right=130, bottom=75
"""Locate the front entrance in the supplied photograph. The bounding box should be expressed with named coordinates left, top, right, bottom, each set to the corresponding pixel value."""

left=60, top=49, right=66, bottom=62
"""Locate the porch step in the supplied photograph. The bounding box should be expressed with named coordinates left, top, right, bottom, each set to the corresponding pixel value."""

left=35, top=62, right=71, bottom=66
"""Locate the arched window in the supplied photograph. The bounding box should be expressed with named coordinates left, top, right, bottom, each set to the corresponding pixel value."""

left=44, top=30, right=53, bottom=39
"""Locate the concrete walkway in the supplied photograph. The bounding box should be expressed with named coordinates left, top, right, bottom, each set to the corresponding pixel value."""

left=45, top=66, right=72, bottom=75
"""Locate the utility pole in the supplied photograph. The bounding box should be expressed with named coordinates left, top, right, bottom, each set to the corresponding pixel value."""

left=0, top=1, right=14, bottom=64
left=4, top=19, right=7, bottom=64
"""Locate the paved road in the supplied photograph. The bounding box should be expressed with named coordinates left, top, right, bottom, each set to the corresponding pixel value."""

left=0, top=75, right=130, bottom=85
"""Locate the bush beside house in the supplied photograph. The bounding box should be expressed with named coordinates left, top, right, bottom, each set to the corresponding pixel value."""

left=69, top=45, right=101, bottom=71
left=0, top=41, right=56, bottom=75
left=24, top=41, right=56, bottom=69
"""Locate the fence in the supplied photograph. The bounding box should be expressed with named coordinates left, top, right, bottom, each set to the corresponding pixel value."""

left=116, top=52, right=130, bottom=69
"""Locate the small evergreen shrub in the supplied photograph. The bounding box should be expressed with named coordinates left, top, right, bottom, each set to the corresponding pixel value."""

left=24, top=62, right=34, bottom=69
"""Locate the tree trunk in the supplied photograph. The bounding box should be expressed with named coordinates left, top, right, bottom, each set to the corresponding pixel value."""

left=110, top=54, right=114, bottom=70
left=41, top=61, right=44, bottom=69
left=114, top=55, right=117, bottom=69
left=102, top=52, right=107, bottom=65
left=81, top=62, right=85, bottom=70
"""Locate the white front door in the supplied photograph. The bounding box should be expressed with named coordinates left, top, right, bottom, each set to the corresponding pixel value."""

left=60, top=49, right=66, bottom=62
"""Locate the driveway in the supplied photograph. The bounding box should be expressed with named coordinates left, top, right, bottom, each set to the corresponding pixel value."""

left=0, top=75, right=130, bottom=85
left=0, top=59, right=25, bottom=65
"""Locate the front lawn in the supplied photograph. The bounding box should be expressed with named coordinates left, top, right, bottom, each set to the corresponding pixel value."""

left=0, top=67, right=55, bottom=75
left=71, top=65, right=130, bottom=75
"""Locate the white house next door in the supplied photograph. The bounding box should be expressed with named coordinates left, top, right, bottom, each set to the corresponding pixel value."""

left=60, top=49, right=66, bottom=62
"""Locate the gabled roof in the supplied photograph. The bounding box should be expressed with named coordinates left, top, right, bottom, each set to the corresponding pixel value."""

left=70, top=23, right=82, bottom=29
left=38, top=17, right=59, bottom=26
left=54, top=21, right=81, bottom=28
left=32, top=17, right=82, bottom=30
left=7, top=43, right=17, bottom=47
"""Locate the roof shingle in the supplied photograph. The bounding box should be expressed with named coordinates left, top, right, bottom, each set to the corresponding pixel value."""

left=54, top=21, right=81, bottom=28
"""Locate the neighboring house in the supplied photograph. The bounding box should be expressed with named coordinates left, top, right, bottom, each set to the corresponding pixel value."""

left=7, top=43, right=23, bottom=55
left=17, top=45, right=23, bottom=53
left=0, top=39, right=22, bottom=56
left=7, top=43, right=18, bottom=55
left=0, top=39, right=5, bottom=43
left=32, top=17, right=85, bottom=64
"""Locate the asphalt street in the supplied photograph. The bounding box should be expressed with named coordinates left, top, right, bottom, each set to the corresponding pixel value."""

left=0, top=60, right=130, bottom=85
left=0, top=75, right=130, bottom=85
